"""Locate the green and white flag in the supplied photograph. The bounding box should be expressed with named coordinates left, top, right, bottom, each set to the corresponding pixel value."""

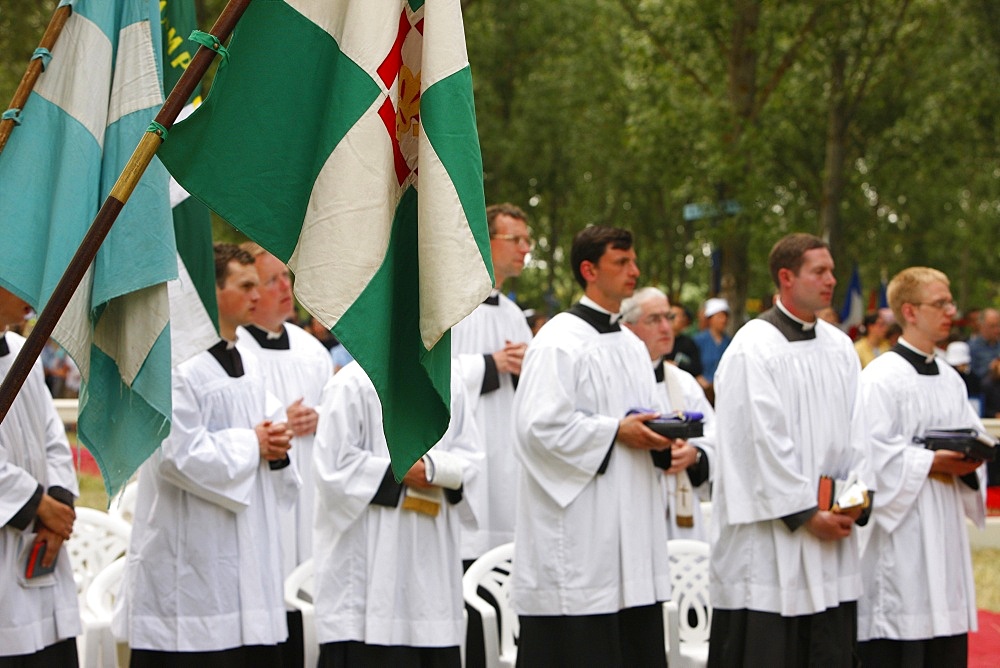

left=160, top=0, right=219, bottom=360
left=159, top=0, right=493, bottom=478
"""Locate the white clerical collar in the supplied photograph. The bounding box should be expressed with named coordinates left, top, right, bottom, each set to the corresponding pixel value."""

left=580, top=295, right=622, bottom=325
left=898, top=336, right=935, bottom=363
left=775, top=298, right=816, bottom=331
left=246, top=323, right=285, bottom=340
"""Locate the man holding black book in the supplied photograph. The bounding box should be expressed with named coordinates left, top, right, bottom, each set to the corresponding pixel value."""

left=708, top=233, right=873, bottom=667
left=511, top=226, right=673, bottom=667
left=857, top=267, right=986, bottom=667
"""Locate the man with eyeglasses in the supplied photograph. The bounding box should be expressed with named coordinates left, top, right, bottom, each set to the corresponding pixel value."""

left=450, top=203, right=534, bottom=667
left=856, top=267, right=985, bottom=667
left=708, top=233, right=873, bottom=667
left=236, top=243, right=333, bottom=666
left=621, top=286, right=716, bottom=541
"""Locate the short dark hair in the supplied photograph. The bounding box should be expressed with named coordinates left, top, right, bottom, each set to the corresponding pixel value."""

left=768, top=233, right=829, bottom=288
left=858, top=311, right=879, bottom=336
left=214, top=242, right=255, bottom=288
left=486, top=203, right=528, bottom=236
left=570, top=226, right=633, bottom=289
left=239, top=241, right=266, bottom=258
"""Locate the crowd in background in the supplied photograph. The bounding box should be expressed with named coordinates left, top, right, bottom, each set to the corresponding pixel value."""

left=4, top=215, right=995, bottom=667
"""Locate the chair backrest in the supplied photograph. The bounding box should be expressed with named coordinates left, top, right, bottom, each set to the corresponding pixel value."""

left=85, top=557, right=126, bottom=619
left=284, top=558, right=319, bottom=668
left=462, top=542, right=517, bottom=664
left=69, top=507, right=132, bottom=598
left=284, top=557, right=315, bottom=613
left=108, top=481, right=139, bottom=525
left=667, top=539, right=711, bottom=645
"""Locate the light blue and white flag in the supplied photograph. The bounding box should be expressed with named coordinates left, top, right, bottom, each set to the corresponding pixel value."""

left=0, top=0, right=179, bottom=496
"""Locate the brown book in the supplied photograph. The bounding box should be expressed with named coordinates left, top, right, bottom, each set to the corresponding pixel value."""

left=817, top=475, right=834, bottom=511
left=401, top=486, right=441, bottom=517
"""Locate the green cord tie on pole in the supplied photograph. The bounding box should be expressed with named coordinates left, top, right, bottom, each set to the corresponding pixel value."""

left=146, top=121, right=168, bottom=140
left=189, top=30, right=230, bottom=64
left=31, top=48, right=53, bottom=71
left=2, top=109, right=22, bottom=125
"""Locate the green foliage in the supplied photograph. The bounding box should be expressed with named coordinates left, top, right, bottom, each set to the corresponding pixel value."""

left=0, top=2, right=57, bottom=97
left=3, top=0, right=999, bottom=317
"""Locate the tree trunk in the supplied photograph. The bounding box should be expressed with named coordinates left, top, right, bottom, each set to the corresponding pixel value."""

left=820, top=45, right=849, bottom=280
left=719, top=0, right=761, bottom=327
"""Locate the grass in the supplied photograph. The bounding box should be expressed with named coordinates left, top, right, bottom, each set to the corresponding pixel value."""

left=973, top=549, right=1000, bottom=613
left=78, top=473, right=108, bottom=510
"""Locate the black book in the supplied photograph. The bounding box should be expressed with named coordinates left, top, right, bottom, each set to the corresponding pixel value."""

left=916, top=428, right=998, bottom=463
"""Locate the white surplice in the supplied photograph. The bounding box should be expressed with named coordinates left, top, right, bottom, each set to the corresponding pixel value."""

left=512, top=310, right=671, bottom=616
left=654, top=361, right=717, bottom=541
left=312, top=362, right=482, bottom=648
left=237, top=322, right=332, bottom=577
left=0, top=333, right=81, bottom=655
left=113, top=347, right=300, bottom=652
left=710, top=316, right=872, bottom=616
left=857, top=349, right=985, bottom=641
left=451, top=293, right=532, bottom=560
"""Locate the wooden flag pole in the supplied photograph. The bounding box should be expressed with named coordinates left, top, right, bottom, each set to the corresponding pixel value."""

left=0, top=0, right=252, bottom=425
left=0, top=2, right=73, bottom=156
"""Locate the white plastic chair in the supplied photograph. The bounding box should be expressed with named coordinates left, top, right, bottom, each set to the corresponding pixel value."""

left=664, top=539, right=711, bottom=668
left=284, top=558, right=318, bottom=668
left=462, top=542, right=517, bottom=668
left=70, top=508, right=131, bottom=667
left=81, top=557, right=127, bottom=668
left=108, top=481, right=139, bottom=525
left=69, top=507, right=131, bottom=598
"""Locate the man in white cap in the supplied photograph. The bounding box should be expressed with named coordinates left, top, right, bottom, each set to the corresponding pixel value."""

left=693, top=297, right=731, bottom=401
left=944, top=340, right=982, bottom=413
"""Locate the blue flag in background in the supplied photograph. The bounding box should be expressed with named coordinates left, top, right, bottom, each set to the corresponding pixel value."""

left=0, top=0, right=176, bottom=496
left=839, top=266, right=864, bottom=332
left=877, top=277, right=888, bottom=309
